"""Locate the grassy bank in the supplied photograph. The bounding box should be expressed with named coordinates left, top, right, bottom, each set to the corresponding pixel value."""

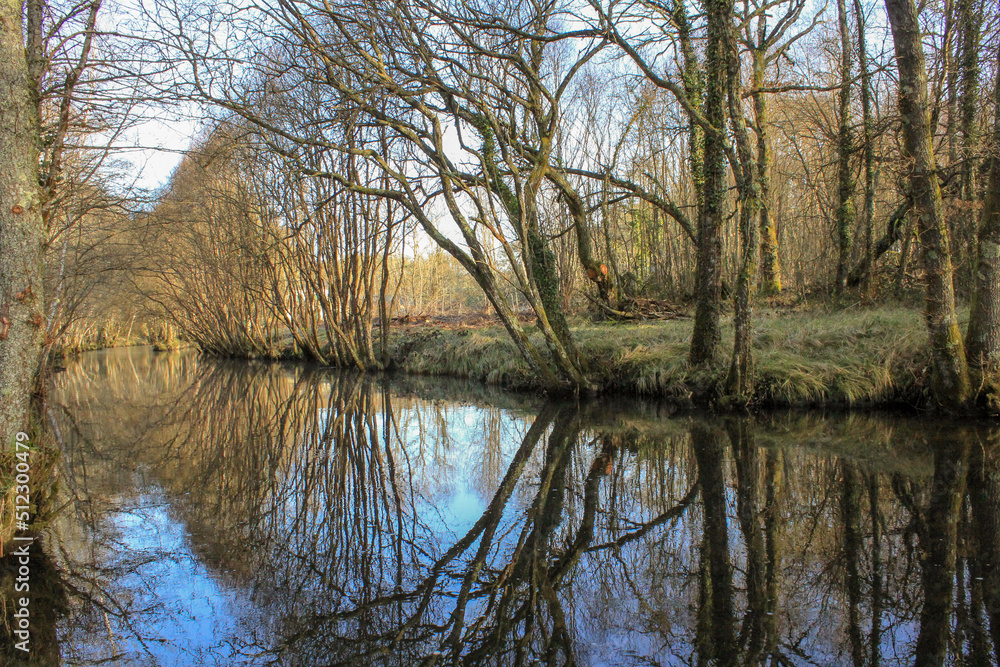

left=380, top=306, right=939, bottom=409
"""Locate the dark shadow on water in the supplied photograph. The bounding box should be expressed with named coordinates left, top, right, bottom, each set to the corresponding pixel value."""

left=0, top=539, right=65, bottom=666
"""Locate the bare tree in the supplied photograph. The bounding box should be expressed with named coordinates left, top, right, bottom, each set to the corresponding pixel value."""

left=154, top=0, right=625, bottom=391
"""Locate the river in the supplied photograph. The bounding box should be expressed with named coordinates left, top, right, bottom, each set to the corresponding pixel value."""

left=11, top=346, right=1000, bottom=665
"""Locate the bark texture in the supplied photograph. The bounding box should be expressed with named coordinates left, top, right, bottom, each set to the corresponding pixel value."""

left=835, top=0, right=855, bottom=291
left=965, top=61, right=1000, bottom=368
left=885, top=0, right=971, bottom=408
left=754, top=55, right=781, bottom=296
left=854, top=0, right=876, bottom=293
left=725, top=13, right=760, bottom=400
left=0, top=0, right=45, bottom=444
left=689, top=0, right=730, bottom=367
left=957, top=0, right=981, bottom=201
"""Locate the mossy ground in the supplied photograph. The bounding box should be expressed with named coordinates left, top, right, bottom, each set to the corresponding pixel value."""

left=380, top=306, right=939, bottom=408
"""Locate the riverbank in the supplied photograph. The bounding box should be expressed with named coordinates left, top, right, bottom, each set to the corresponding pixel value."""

left=380, top=306, right=970, bottom=410
left=58, top=305, right=998, bottom=411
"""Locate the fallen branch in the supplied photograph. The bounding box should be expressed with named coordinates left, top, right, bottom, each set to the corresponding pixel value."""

left=582, top=291, right=687, bottom=321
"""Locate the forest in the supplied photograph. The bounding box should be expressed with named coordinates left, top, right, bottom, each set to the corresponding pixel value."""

left=4, top=0, right=1000, bottom=663
left=2, top=0, right=1000, bottom=414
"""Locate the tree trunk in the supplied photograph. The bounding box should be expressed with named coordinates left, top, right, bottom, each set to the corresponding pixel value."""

left=965, top=58, right=1000, bottom=369
left=725, top=13, right=761, bottom=400
left=523, top=152, right=590, bottom=390
left=754, top=49, right=781, bottom=296
left=957, top=0, right=982, bottom=201
left=854, top=0, right=877, bottom=294
left=835, top=0, right=855, bottom=291
left=674, top=0, right=704, bottom=215
left=847, top=196, right=911, bottom=287
left=885, top=0, right=971, bottom=409
left=0, top=0, right=45, bottom=446
left=546, top=169, right=615, bottom=306
left=689, top=0, right=730, bottom=367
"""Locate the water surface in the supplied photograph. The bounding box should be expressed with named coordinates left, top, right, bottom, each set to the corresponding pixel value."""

left=34, top=347, right=1000, bottom=665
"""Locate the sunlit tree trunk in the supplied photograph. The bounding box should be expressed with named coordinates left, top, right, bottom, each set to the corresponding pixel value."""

left=753, top=48, right=781, bottom=295
left=0, top=0, right=45, bottom=446
left=885, top=0, right=971, bottom=409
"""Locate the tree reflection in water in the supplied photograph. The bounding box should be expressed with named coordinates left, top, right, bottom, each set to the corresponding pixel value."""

left=14, top=347, right=1000, bottom=665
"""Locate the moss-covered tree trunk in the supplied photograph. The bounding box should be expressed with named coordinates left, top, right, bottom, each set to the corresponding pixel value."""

left=521, top=133, right=589, bottom=391
left=469, top=111, right=589, bottom=393
left=689, top=0, right=730, bottom=367
left=854, top=0, right=877, bottom=294
left=0, top=0, right=45, bottom=447
left=753, top=51, right=781, bottom=296
left=673, top=0, right=704, bottom=213
left=835, top=0, right=855, bottom=292
left=725, top=13, right=761, bottom=400
left=546, top=169, right=615, bottom=306
left=957, top=0, right=981, bottom=202
left=885, top=0, right=971, bottom=409
left=965, top=62, right=1000, bottom=368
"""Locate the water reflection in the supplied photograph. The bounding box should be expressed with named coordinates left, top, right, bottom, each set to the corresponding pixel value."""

left=18, top=347, right=1000, bottom=665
